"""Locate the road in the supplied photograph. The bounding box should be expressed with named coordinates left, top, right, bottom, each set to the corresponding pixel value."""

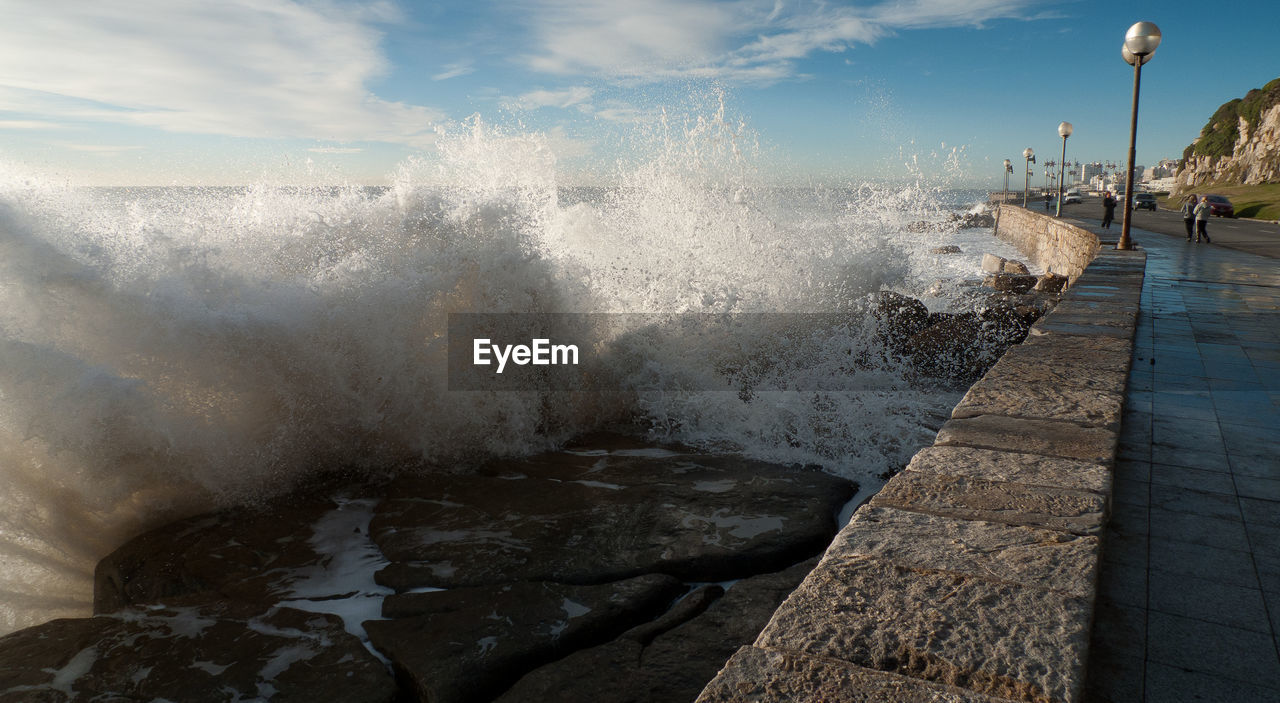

left=1052, top=195, right=1280, bottom=259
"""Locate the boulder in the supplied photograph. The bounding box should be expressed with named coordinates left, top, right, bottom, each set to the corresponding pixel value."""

left=983, top=273, right=1037, bottom=294
left=494, top=559, right=820, bottom=703
left=980, top=253, right=1007, bottom=274
left=929, top=245, right=962, bottom=254
left=0, top=600, right=396, bottom=703
left=870, top=291, right=932, bottom=352
left=1001, top=259, right=1030, bottom=275
left=1035, top=273, right=1069, bottom=293
left=955, top=212, right=995, bottom=229
left=904, top=303, right=1033, bottom=383
left=371, top=444, right=854, bottom=591
left=365, top=575, right=685, bottom=703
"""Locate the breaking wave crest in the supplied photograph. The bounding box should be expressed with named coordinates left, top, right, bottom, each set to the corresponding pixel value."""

left=0, top=105, right=995, bottom=632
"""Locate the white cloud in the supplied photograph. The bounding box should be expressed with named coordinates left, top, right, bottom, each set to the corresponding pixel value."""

left=520, top=0, right=1034, bottom=82
left=0, top=0, right=443, bottom=145
left=307, top=146, right=364, bottom=154
left=0, top=120, right=69, bottom=130
left=505, top=86, right=595, bottom=111
left=433, top=61, right=475, bottom=81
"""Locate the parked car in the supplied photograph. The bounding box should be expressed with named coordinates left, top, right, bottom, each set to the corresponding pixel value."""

left=1132, top=193, right=1158, bottom=211
left=1202, top=194, right=1235, bottom=217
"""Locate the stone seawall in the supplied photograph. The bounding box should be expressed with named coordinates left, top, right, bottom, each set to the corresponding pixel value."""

left=994, top=204, right=1101, bottom=284
left=697, top=209, right=1145, bottom=702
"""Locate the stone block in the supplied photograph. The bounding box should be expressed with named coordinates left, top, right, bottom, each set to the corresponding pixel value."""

left=951, top=359, right=1125, bottom=429
left=831, top=505, right=1101, bottom=596
left=1028, top=317, right=1135, bottom=339
left=1002, top=338, right=1133, bottom=374
left=696, top=646, right=1021, bottom=702
left=871, top=469, right=1106, bottom=536
left=904, top=445, right=1110, bottom=495
left=1020, top=331, right=1132, bottom=360
left=935, top=415, right=1118, bottom=466
left=755, top=555, right=1092, bottom=703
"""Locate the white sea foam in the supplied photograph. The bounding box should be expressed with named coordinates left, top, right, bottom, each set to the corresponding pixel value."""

left=0, top=101, right=1025, bottom=635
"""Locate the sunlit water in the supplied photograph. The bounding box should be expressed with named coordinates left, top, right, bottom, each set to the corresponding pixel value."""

left=0, top=111, right=1029, bottom=634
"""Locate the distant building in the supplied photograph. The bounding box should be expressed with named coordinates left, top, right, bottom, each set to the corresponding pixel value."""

left=1080, top=162, right=1104, bottom=183
left=1149, top=158, right=1179, bottom=179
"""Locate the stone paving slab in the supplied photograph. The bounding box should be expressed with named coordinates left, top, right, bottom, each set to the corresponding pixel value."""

left=935, top=415, right=1117, bottom=465
left=830, top=506, right=1100, bottom=597
left=755, top=554, right=1091, bottom=703
left=871, top=470, right=1106, bottom=536
left=1082, top=223, right=1280, bottom=701
left=695, top=646, right=1022, bottom=703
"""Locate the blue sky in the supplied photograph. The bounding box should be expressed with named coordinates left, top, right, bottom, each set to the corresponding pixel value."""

left=1, top=0, right=1277, bottom=186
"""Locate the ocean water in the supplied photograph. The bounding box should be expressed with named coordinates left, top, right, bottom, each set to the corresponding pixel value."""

left=0, top=114, right=1028, bottom=635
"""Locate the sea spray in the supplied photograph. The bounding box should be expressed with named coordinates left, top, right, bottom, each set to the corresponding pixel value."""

left=1, top=107, right=1013, bottom=634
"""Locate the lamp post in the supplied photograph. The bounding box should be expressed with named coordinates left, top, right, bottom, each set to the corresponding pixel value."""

left=1022, top=147, right=1035, bottom=207
left=1003, top=159, right=1013, bottom=199
left=1056, top=121, right=1072, bottom=217
left=1118, top=21, right=1160, bottom=249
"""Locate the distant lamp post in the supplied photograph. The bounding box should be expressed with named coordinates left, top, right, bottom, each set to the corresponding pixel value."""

left=1004, top=158, right=1013, bottom=198
left=1022, top=147, right=1036, bottom=207
left=1056, top=121, right=1073, bottom=216
left=1118, top=21, right=1161, bottom=250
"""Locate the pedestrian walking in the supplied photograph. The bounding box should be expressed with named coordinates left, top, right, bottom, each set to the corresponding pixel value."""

left=1101, top=191, right=1116, bottom=229
left=1181, top=195, right=1198, bottom=240
left=1193, top=196, right=1213, bottom=243
left=1045, top=191, right=1052, bottom=211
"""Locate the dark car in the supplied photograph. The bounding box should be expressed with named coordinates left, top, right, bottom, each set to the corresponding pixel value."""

left=1202, top=194, right=1235, bottom=218
left=1133, top=193, right=1158, bottom=211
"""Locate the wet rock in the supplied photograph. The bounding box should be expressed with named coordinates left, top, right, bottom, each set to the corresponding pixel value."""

left=955, top=212, right=995, bottom=229
left=494, top=559, right=819, bottom=703
left=371, top=445, right=854, bottom=591
left=1000, top=259, right=1030, bottom=275
left=982, top=273, right=1037, bottom=294
left=903, top=304, right=1032, bottom=383
left=0, top=600, right=396, bottom=703
left=365, top=575, right=684, bottom=703
left=95, top=486, right=381, bottom=614
left=1035, top=272, right=1069, bottom=293
left=930, top=245, right=962, bottom=254
left=871, top=291, right=931, bottom=352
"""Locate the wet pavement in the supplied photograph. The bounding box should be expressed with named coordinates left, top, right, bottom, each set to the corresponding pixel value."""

left=1081, top=224, right=1280, bottom=701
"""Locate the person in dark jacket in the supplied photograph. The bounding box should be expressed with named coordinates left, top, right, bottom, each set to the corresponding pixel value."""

left=1101, top=191, right=1116, bottom=229
left=1181, top=195, right=1198, bottom=240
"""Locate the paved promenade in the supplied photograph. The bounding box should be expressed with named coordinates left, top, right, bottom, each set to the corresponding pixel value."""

left=1083, top=225, right=1280, bottom=701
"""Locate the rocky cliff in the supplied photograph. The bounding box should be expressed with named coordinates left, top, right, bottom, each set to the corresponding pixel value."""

left=1175, top=77, right=1280, bottom=189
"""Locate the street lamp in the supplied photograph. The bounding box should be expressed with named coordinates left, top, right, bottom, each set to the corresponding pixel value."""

left=1118, top=21, right=1161, bottom=250
left=1022, top=147, right=1035, bottom=207
left=1056, top=121, right=1073, bottom=217
left=1003, top=158, right=1013, bottom=198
